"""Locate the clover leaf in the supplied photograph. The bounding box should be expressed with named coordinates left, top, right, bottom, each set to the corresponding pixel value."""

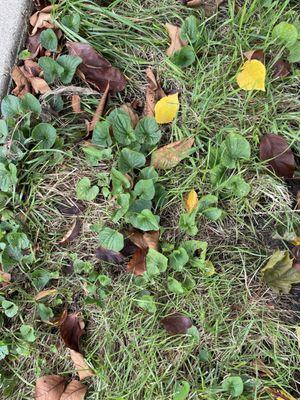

left=1, top=300, right=18, bottom=318
left=76, top=177, right=99, bottom=201
left=108, top=108, right=135, bottom=145
left=38, top=57, right=64, bottom=84
left=20, top=324, right=36, bottom=342
left=92, top=121, right=112, bottom=147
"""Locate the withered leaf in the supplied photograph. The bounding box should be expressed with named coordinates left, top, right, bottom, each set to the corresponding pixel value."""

left=26, top=32, right=43, bottom=59
left=165, top=23, right=186, bottom=56
left=35, top=289, right=57, bottom=301
left=35, top=375, right=66, bottom=400
left=67, top=42, right=127, bottom=93
left=57, top=201, right=85, bottom=216
left=30, top=5, right=55, bottom=36
left=11, top=66, right=31, bottom=97
left=30, top=77, right=51, bottom=94
left=126, top=229, right=159, bottom=251
left=272, top=59, right=291, bottom=79
left=186, top=0, right=225, bottom=16
left=60, top=380, right=87, bottom=400
left=127, top=248, right=147, bottom=276
left=292, top=246, right=300, bottom=261
left=71, top=95, right=82, bottom=114
left=259, top=134, right=295, bottom=178
left=95, top=247, right=125, bottom=264
left=151, top=137, right=195, bottom=170
left=244, top=49, right=265, bottom=64
left=143, top=67, right=165, bottom=117
left=23, top=59, right=42, bottom=77
left=87, top=83, right=110, bottom=133
left=160, top=312, right=193, bottom=335
left=59, top=219, right=82, bottom=245
left=69, top=349, right=95, bottom=381
left=0, top=268, right=11, bottom=287
left=60, top=313, right=85, bottom=353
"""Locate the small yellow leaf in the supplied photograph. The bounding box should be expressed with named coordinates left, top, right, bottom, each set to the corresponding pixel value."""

left=154, top=93, right=179, bottom=124
left=236, top=59, right=266, bottom=91
left=185, top=190, right=198, bottom=213
left=292, top=237, right=300, bottom=246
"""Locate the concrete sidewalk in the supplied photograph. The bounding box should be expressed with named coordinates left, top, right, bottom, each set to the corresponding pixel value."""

left=0, top=0, right=31, bottom=98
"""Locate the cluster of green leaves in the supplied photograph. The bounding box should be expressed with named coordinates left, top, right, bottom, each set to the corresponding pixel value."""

left=272, top=20, right=300, bottom=63
left=208, top=132, right=252, bottom=198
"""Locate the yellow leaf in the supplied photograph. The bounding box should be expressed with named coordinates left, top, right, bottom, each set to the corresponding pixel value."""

left=185, top=190, right=198, bottom=213
left=154, top=93, right=179, bottom=124
left=266, top=387, right=296, bottom=400
left=35, top=289, right=57, bottom=301
left=236, top=59, right=266, bottom=91
left=151, top=137, right=194, bottom=169
left=292, top=237, right=300, bottom=246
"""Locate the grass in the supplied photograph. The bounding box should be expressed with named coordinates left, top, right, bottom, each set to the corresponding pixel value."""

left=1, top=0, right=300, bottom=399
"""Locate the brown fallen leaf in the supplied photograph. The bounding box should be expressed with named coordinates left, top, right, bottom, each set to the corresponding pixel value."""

left=60, top=380, right=87, bottom=400
left=71, top=95, right=82, bottom=114
left=67, top=42, right=127, bottom=93
left=186, top=0, right=225, bottom=15
left=272, top=59, right=291, bottom=79
left=50, top=309, right=68, bottom=327
left=57, top=201, right=86, bottom=216
left=251, top=359, right=274, bottom=378
left=265, top=388, right=296, bottom=400
left=23, top=59, right=42, bottom=77
left=69, top=349, right=95, bottom=381
left=15, top=60, right=50, bottom=95
left=259, top=134, right=295, bottom=178
left=95, top=247, right=125, bottom=264
left=127, top=248, right=147, bottom=276
left=0, top=268, right=11, bottom=287
left=160, top=312, right=193, bottom=335
left=11, top=66, right=31, bottom=97
left=297, top=191, right=300, bottom=210
left=30, top=77, right=51, bottom=94
left=165, top=23, right=187, bottom=57
left=35, top=289, right=57, bottom=301
left=30, top=5, right=55, bottom=36
left=121, top=104, right=139, bottom=127
left=151, top=137, right=195, bottom=169
left=60, top=313, right=85, bottom=353
left=244, top=49, right=265, bottom=64
left=143, top=67, right=165, bottom=117
left=35, top=375, right=66, bottom=400
left=87, top=83, right=110, bottom=133
left=26, top=32, right=43, bottom=59
left=59, top=219, right=82, bottom=245
left=126, top=229, right=159, bottom=251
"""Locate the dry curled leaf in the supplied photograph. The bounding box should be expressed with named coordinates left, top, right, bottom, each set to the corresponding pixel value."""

left=143, top=67, right=165, bottom=117
left=127, top=247, right=147, bottom=276
left=87, top=83, right=110, bottom=133
left=165, top=23, right=186, bottom=56
left=272, top=59, right=291, bottom=79
left=95, top=247, right=125, bottom=264
left=151, top=137, right=194, bottom=169
left=67, top=42, right=127, bottom=93
left=59, top=219, right=82, bottom=245
left=259, top=134, right=295, bottom=178
left=35, top=289, right=57, bottom=301
left=154, top=93, right=180, bottom=124
left=69, top=349, right=95, bottom=381
left=251, top=359, right=274, bottom=378
left=236, top=59, right=266, bottom=91
left=185, top=190, right=198, bottom=213
left=71, top=95, right=82, bottom=114
left=57, top=201, right=85, bottom=216
left=0, top=268, right=11, bottom=287
left=60, top=380, right=87, bottom=400
left=160, top=312, right=193, bottom=335
left=126, top=229, right=159, bottom=251
left=186, top=0, right=225, bottom=16
left=60, top=313, right=85, bottom=353
left=35, top=375, right=66, bottom=400
left=121, top=104, right=139, bottom=127
left=30, top=5, right=55, bottom=36
left=11, top=66, right=31, bottom=97
left=244, top=49, right=265, bottom=64
left=265, top=388, right=296, bottom=400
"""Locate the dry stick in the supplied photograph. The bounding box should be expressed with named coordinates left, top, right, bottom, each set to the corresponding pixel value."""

left=88, top=83, right=110, bottom=133
left=40, top=85, right=99, bottom=101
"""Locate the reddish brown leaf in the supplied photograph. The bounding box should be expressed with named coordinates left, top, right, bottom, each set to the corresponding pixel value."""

left=66, top=42, right=127, bottom=93
left=69, top=350, right=95, bottom=381
left=30, top=77, right=51, bottom=94
left=186, top=0, right=225, bottom=15
left=30, top=5, right=55, bottom=35
left=244, top=49, right=265, bottom=64
left=126, top=229, right=159, bottom=251
left=160, top=312, right=193, bottom=335
left=165, top=23, right=186, bottom=57
left=26, top=32, right=43, bottom=59
left=151, top=137, right=195, bottom=170
left=59, top=219, right=82, bottom=245
left=272, top=59, right=291, bottom=79
left=297, top=191, right=300, bottom=210
left=143, top=67, right=165, bottom=117
left=259, top=134, right=295, bottom=178
left=11, top=66, right=31, bottom=97
left=60, top=380, right=87, bottom=400
left=50, top=309, right=68, bottom=327
left=95, top=247, right=125, bottom=264
left=0, top=268, right=11, bottom=287
left=60, top=313, right=85, bottom=353
left=87, top=83, right=110, bottom=133
left=127, top=248, right=147, bottom=276
left=23, top=59, right=42, bottom=77
left=71, top=95, right=82, bottom=114
left=292, top=246, right=300, bottom=261
left=121, top=104, right=140, bottom=127
left=57, top=201, right=85, bottom=216
left=35, top=375, right=66, bottom=400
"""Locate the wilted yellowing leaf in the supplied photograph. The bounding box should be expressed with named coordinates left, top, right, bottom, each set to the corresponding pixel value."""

left=266, top=387, right=296, bottom=400
left=236, top=59, right=266, bottom=91
left=292, top=237, right=300, bottom=246
left=155, top=93, right=179, bottom=124
left=185, top=190, right=198, bottom=213
left=151, top=137, right=194, bottom=169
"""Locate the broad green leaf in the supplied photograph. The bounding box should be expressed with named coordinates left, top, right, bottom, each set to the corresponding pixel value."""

left=98, top=227, right=124, bottom=252
left=31, top=269, right=59, bottom=291
left=92, top=121, right=112, bottom=147
left=126, top=209, right=160, bottom=231
left=2, top=300, right=18, bottom=318
left=182, top=276, right=196, bottom=291
left=169, top=247, right=189, bottom=271
left=19, top=49, right=31, bottom=60
left=261, top=250, right=300, bottom=294
left=129, top=198, right=152, bottom=213
left=167, top=277, right=185, bottom=294
left=179, top=212, right=198, bottom=236
left=181, top=240, right=207, bottom=258
left=187, top=325, right=200, bottom=342
left=222, top=376, right=244, bottom=397
left=220, top=133, right=251, bottom=168
left=0, top=343, right=9, bottom=360
left=202, top=207, right=222, bottom=221
left=73, top=259, right=93, bottom=274
left=61, top=13, right=81, bottom=33
left=198, top=194, right=218, bottom=211
left=135, top=117, right=162, bottom=145
left=40, top=29, right=58, bottom=52
left=111, top=167, right=131, bottom=196
left=0, top=163, right=17, bottom=192
left=32, top=123, right=57, bottom=149
left=0, top=120, right=8, bottom=143
left=6, top=232, right=30, bottom=249
left=135, top=294, right=156, bottom=313
left=146, top=248, right=168, bottom=277
left=108, top=108, right=135, bottom=145
left=112, top=193, right=130, bottom=223
left=57, top=55, right=82, bottom=84
left=118, top=148, right=146, bottom=173
left=288, top=41, right=300, bottom=62
left=272, top=22, right=298, bottom=47
left=83, top=145, right=112, bottom=166
left=76, top=177, right=99, bottom=201
left=180, top=15, right=200, bottom=43
left=133, top=179, right=155, bottom=200
left=20, top=324, right=36, bottom=342
left=173, top=380, right=190, bottom=400
left=1, top=95, right=22, bottom=118
left=21, top=93, right=42, bottom=115
left=227, top=175, right=251, bottom=197
left=38, top=57, right=64, bottom=84
left=171, top=46, right=196, bottom=68
left=139, top=166, right=159, bottom=182
left=37, top=303, right=54, bottom=321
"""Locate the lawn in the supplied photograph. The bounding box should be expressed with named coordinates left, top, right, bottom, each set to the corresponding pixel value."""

left=0, top=0, right=300, bottom=399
